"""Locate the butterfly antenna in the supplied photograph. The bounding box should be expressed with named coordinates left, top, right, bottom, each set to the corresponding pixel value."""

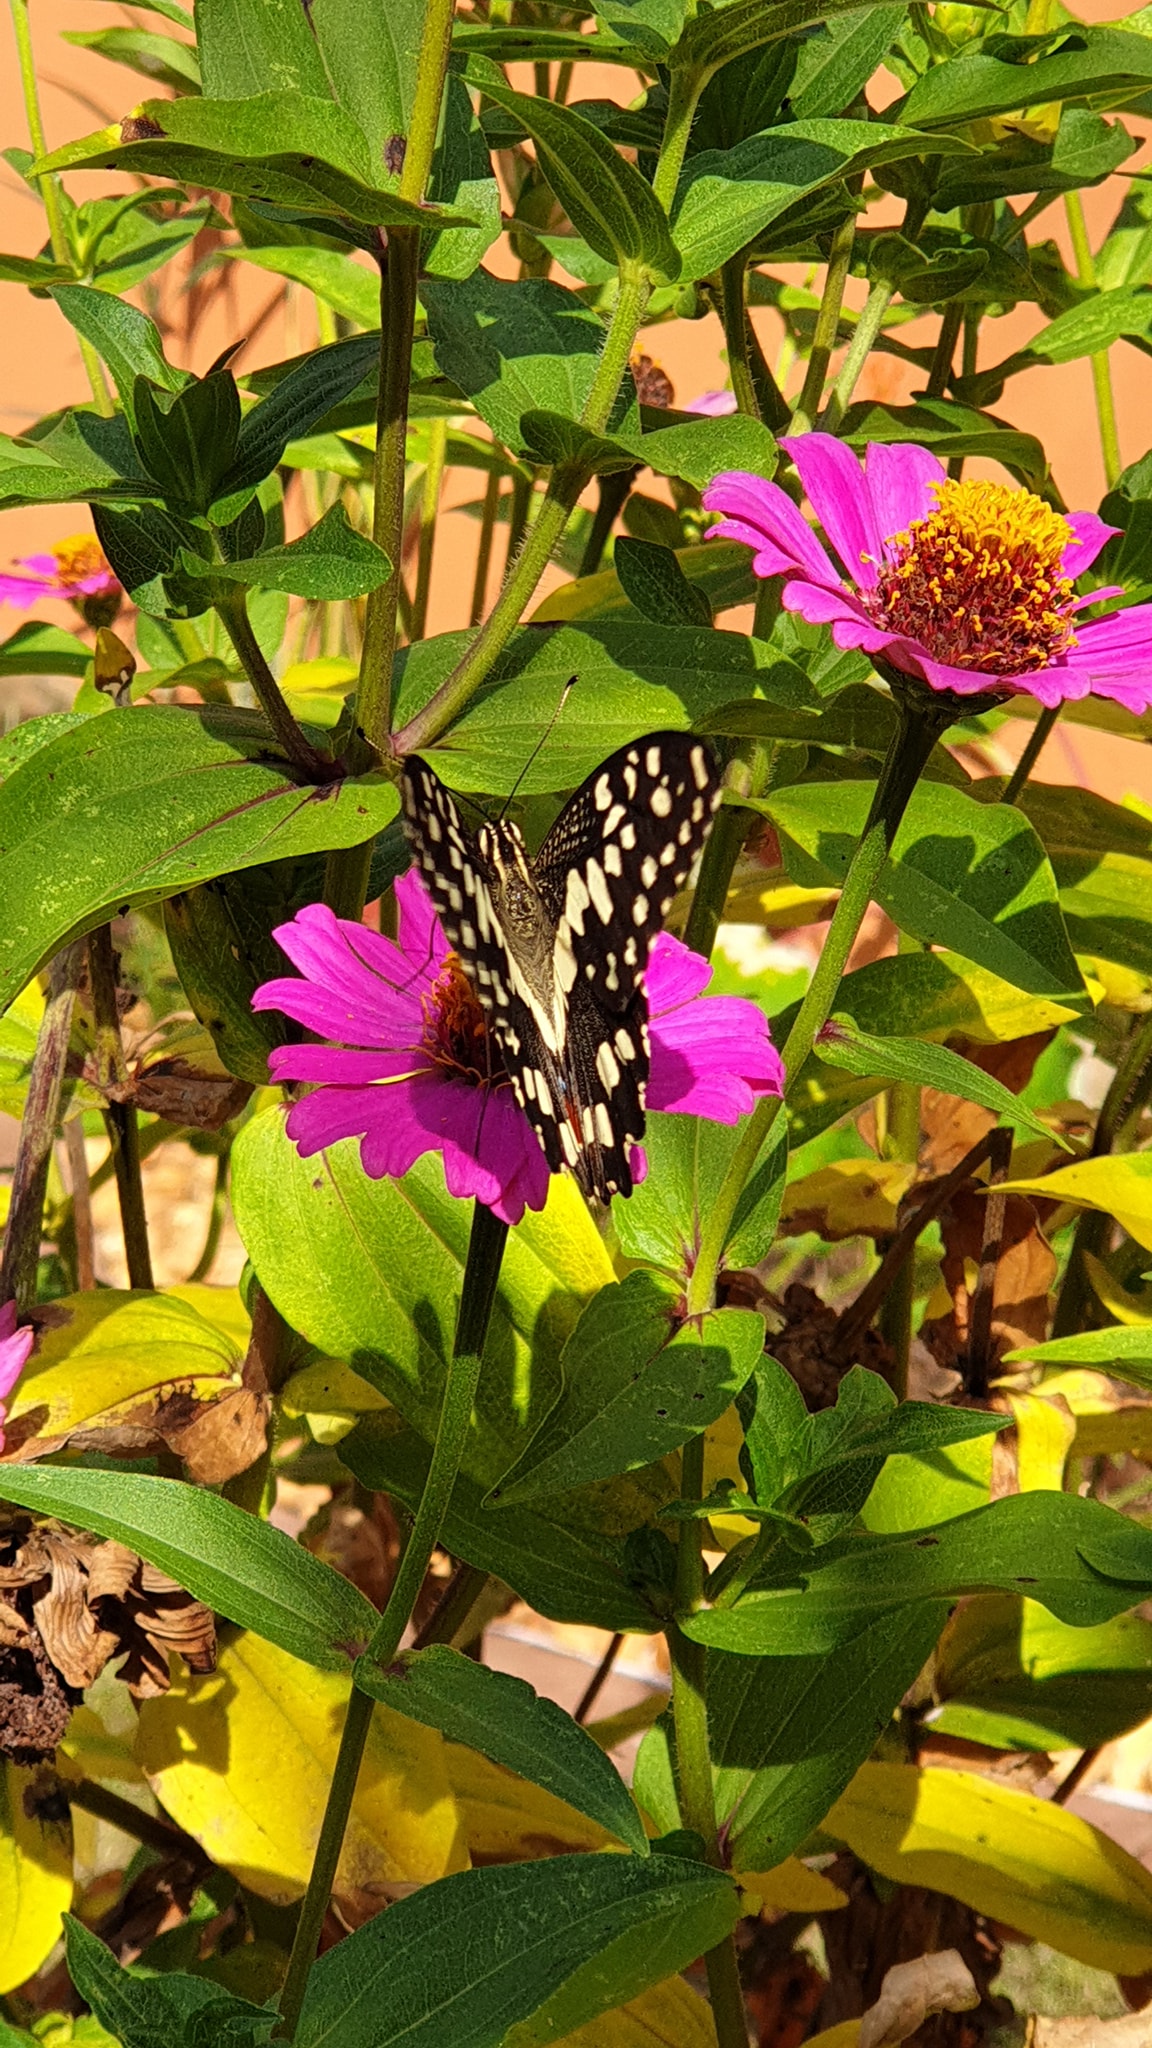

left=498, top=674, right=577, bottom=823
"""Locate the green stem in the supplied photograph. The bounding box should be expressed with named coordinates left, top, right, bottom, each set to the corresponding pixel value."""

left=683, top=749, right=769, bottom=962
left=790, top=211, right=857, bottom=434
left=877, top=1078, right=921, bottom=1399
left=186, top=1149, right=228, bottom=1285
left=216, top=590, right=337, bottom=783
left=719, top=256, right=760, bottom=420
left=1003, top=702, right=1060, bottom=805
left=274, top=1200, right=508, bottom=2040
left=88, top=926, right=153, bottom=1292
left=925, top=300, right=964, bottom=402
left=684, top=692, right=950, bottom=1316
left=470, top=469, right=501, bottom=626
left=350, top=231, right=422, bottom=754
left=410, top=415, right=448, bottom=642
left=0, top=941, right=85, bottom=1311
left=1064, top=191, right=1122, bottom=491
left=650, top=67, right=703, bottom=214
left=397, top=0, right=456, bottom=205
left=391, top=268, right=651, bottom=757
left=670, top=1436, right=749, bottom=2048
left=821, top=279, right=894, bottom=432
left=578, top=468, right=636, bottom=580
left=1053, top=1007, right=1152, bottom=1337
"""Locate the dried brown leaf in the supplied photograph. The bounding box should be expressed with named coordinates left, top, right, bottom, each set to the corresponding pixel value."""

left=860, top=1952, right=980, bottom=2048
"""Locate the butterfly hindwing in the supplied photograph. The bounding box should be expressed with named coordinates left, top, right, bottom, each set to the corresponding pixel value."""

left=400, top=732, right=721, bottom=1202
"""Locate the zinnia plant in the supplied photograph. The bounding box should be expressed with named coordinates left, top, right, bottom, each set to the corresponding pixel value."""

left=0, top=534, right=120, bottom=628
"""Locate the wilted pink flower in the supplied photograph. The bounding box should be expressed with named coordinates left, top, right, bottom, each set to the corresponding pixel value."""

left=703, top=435, right=1152, bottom=712
left=689, top=390, right=738, bottom=416
left=0, top=1302, right=35, bottom=1455
left=254, top=872, right=782, bottom=1225
left=0, top=534, right=121, bottom=628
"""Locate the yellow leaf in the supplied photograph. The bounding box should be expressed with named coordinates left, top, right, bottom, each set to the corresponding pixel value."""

left=782, top=1160, right=918, bottom=1241
left=1001, top=1154, right=1152, bottom=1253
left=736, top=1858, right=848, bottom=1912
left=444, top=1743, right=612, bottom=1859
left=1079, top=957, right=1152, bottom=1013
left=550, top=1974, right=717, bottom=2046
left=1008, top=1391, right=1076, bottom=1491
left=279, top=656, right=357, bottom=697
left=136, top=1633, right=467, bottom=1906
left=7, top=1290, right=242, bottom=1440
left=1012, top=1371, right=1152, bottom=1461
left=0, top=1761, right=74, bottom=1994
left=59, top=1705, right=145, bottom=1789
left=514, top=1169, right=616, bottom=1298
left=1083, top=1253, right=1152, bottom=1326
left=167, top=1283, right=251, bottom=1350
left=701, top=1404, right=758, bottom=1546
left=829, top=1763, right=1152, bottom=1974
left=280, top=1358, right=390, bottom=1444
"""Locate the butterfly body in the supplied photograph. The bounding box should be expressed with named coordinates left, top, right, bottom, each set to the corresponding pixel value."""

left=401, top=732, right=721, bottom=1201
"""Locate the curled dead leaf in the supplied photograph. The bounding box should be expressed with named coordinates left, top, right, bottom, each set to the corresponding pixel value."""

left=859, top=1952, right=980, bottom=2048
left=133, top=1058, right=252, bottom=1130
left=920, top=1189, right=1056, bottom=1376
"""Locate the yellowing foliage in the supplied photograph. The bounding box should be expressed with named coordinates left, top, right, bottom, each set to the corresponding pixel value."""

left=0, top=1761, right=74, bottom=1994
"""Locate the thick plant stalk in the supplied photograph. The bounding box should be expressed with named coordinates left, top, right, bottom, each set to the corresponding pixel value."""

left=790, top=211, right=857, bottom=433
left=1003, top=703, right=1060, bottom=805
left=1064, top=191, right=1122, bottom=490
left=274, top=1200, right=509, bottom=2039
left=685, top=691, right=955, bottom=1316
left=1, top=941, right=86, bottom=1311
left=216, top=590, right=337, bottom=783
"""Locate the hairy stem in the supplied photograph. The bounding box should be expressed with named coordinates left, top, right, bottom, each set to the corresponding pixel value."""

left=216, top=590, right=337, bottom=782
left=790, top=211, right=857, bottom=434
left=275, top=1200, right=508, bottom=2038
left=1, top=942, right=85, bottom=1311
left=821, top=279, right=894, bottom=431
left=470, top=469, right=502, bottom=626
left=685, top=694, right=950, bottom=1316
left=410, top=414, right=448, bottom=642
left=925, top=299, right=964, bottom=401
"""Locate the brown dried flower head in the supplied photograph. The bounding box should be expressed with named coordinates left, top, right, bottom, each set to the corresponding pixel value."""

left=0, top=1515, right=216, bottom=1763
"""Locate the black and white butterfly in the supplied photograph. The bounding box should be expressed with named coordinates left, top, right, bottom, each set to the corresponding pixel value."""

left=401, top=731, right=722, bottom=1202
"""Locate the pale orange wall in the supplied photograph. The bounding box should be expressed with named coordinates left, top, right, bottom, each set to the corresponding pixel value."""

left=2, top=1, right=1151, bottom=796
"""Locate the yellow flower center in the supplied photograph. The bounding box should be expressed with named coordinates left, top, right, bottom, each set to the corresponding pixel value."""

left=867, top=479, right=1078, bottom=676
left=51, top=535, right=111, bottom=585
left=421, top=953, right=506, bottom=1089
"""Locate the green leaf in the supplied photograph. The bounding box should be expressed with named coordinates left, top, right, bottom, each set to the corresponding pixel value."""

left=709, top=1603, right=947, bottom=1869
left=634, top=410, right=779, bottom=490
left=464, top=73, right=679, bottom=280
left=62, top=26, right=201, bottom=95
left=34, top=97, right=477, bottom=233
left=684, top=1492, right=1152, bottom=1654
left=424, top=71, right=502, bottom=282
left=133, top=368, right=242, bottom=512
left=295, top=1855, right=738, bottom=2048
left=672, top=0, right=881, bottom=73
left=221, top=244, right=380, bottom=327
left=815, top=1018, right=1059, bottom=1145
left=0, top=621, right=91, bottom=679
left=962, top=286, right=1152, bottom=408
left=1016, top=777, right=1152, bottom=982
left=305, top=0, right=426, bottom=168
left=222, top=332, right=381, bottom=503
left=790, top=4, right=906, bottom=117
left=763, top=777, right=1087, bottom=1004
left=182, top=504, right=390, bottom=599
left=899, top=26, right=1152, bottom=130
left=536, top=538, right=757, bottom=627
left=393, top=620, right=790, bottom=798
left=489, top=1273, right=764, bottom=1505
left=355, top=1646, right=648, bottom=1856
left=0, top=707, right=396, bottom=1007
left=615, top=538, right=713, bottom=626
left=838, top=396, right=1046, bottom=486
left=0, top=1468, right=375, bottom=1670
left=195, top=0, right=331, bottom=98
left=671, top=117, right=970, bottom=281
left=0, top=253, right=73, bottom=287
left=63, top=1921, right=273, bottom=2048
left=614, top=1112, right=788, bottom=1279
left=1003, top=1323, right=1152, bottom=1380
left=934, top=106, right=1137, bottom=211
left=933, top=1595, right=1152, bottom=1752
left=519, top=411, right=639, bottom=476
left=422, top=272, right=636, bottom=458
left=49, top=284, right=187, bottom=423
left=342, top=1415, right=671, bottom=1633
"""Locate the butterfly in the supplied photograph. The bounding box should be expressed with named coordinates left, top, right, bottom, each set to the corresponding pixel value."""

left=400, top=731, right=721, bottom=1201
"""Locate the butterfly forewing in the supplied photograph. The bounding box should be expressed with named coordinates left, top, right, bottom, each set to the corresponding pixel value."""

left=400, top=732, right=721, bottom=1202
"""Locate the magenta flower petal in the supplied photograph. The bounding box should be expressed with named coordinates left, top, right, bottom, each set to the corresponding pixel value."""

left=864, top=442, right=945, bottom=556
left=647, top=933, right=783, bottom=1121
left=780, top=433, right=884, bottom=589
left=703, top=472, right=841, bottom=590
left=1062, top=511, right=1119, bottom=579
left=0, top=1300, right=35, bottom=1452
left=689, top=390, right=738, bottom=416
left=269, top=1045, right=426, bottom=1085
left=706, top=436, right=1150, bottom=716
left=0, top=574, right=49, bottom=609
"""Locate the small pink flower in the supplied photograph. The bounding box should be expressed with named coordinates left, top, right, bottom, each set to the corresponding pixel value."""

left=0, top=534, right=121, bottom=627
left=254, top=872, right=782, bottom=1225
left=689, top=390, right=738, bottom=416
left=703, top=435, right=1152, bottom=713
left=0, top=1301, right=36, bottom=1455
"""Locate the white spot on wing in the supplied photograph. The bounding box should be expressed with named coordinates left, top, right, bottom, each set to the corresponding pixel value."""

left=650, top=785, right=672, bottom=817
left=594, top=772, right=612, bottom=811
left=594, top=1101, right=614, bottom=1147
left=641, top=854, right=658, bottom=888
left=586, top=858, right=614, bottom=925
left=632, top=893, right=649, bottom=925
left=645, top=745, right=661, bottom=776
left=596, top=1041, right=620, bottom=1090
left=691, top=744, right=710, bottom=790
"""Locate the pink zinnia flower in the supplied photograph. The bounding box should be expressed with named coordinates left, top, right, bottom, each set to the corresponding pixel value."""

left=689, top=390, right=738, bottom=416
left=703, top=435, right=1152, bottom=713
left=0, top=1301, right=36, bottom=1455
left=253, top=871, right=782, bottom=1226
left=0, top=534, right=121, bottom=628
